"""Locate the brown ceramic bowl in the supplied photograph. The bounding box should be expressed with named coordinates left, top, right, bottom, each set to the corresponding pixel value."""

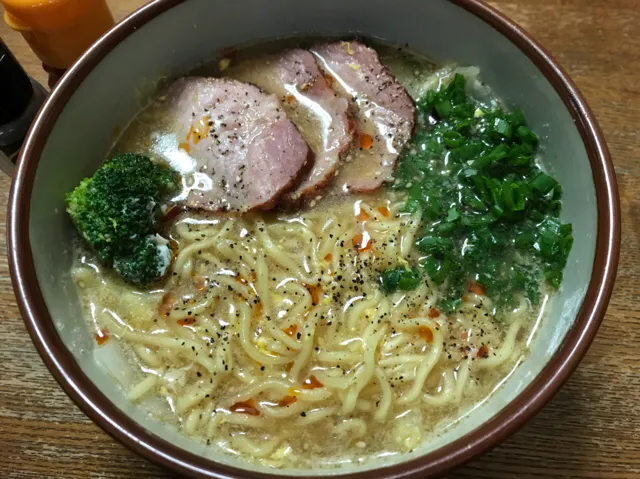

left=7, top=0, right=620, bottom=477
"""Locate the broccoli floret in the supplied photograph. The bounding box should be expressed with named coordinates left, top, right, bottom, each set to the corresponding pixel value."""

left=113, top=234, right=172, bottom=286
left=66, top=153, right=179, bottom=286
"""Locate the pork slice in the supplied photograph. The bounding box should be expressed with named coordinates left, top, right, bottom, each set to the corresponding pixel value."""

left=165, top=77, right=310, bottom=213
left=311, top=41, right=416, bottom=192
left=227, top=49, right=353, bottom=203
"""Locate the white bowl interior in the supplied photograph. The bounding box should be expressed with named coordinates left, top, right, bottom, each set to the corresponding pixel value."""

left=28, top=0, right=596, bottom=475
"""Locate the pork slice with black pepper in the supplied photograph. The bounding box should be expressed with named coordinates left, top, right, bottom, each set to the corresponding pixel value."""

left=165, top=77, right=311, bottom=213
left=227, top=49, right=353, bottom=204
left=311, top=41, right=416, bottom=192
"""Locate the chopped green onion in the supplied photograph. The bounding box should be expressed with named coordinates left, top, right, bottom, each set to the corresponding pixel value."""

left=493, top=117, right=513, bottom=139
left=387, top=72, right=572, bottom=312
left=531, top=172, right=558, bottom=195
left=516, top=125, right=538, bottom=145
left=379, top=267, right=422, bottom=293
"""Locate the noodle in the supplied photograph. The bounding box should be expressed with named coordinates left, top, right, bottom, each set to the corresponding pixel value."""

left=74, top=188, right=541, bottom=468
left=71, top=51, right=548, bottom=469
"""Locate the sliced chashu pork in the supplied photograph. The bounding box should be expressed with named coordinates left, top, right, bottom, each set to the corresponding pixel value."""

left=227, top=48, right=353, bottom=203
left=165, top=77, right=310, bottom=213
left=311, top=41, right=416, bottom=192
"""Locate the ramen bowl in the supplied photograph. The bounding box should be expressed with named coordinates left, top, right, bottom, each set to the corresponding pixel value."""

left=7, top=0, right=619, bottom=477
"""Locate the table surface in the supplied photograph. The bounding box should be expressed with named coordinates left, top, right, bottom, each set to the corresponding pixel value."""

left=1, top=1, right=639, bottom=478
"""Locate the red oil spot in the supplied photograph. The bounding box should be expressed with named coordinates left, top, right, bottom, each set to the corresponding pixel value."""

left=230, top=399, right=259, bottom=416
left=177, top=317, right=196, bottom=326
left=302, top=375, right=323, bottom=390
left=377, top=206, right=390, bottom=217
left=278, top=395, right=297, bottom=407
left=356, top=209, right=370, bottom=222
left=304, top=284, right=323, bottom=305
left=352, top=233, right=373, bottom=253
left=159, top=292, right=176, bottom=316
left=95, top=328, right=109, bottom=346
left=418, top=326, right=434, bottom=343
left=283, top=324, right=298, bottom=338
left=359, top=133, right=374, bottom=150
left=477, top=345, right=489, bottom=358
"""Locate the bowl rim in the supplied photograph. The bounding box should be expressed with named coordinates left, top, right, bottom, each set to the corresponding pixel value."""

left=7, top=0, right=620, bottom=477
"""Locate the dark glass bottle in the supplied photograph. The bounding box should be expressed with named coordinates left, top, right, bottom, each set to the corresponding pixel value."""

left=0, top=39, right=47, bottom=175
left=0, top=39, right=33, bottom=124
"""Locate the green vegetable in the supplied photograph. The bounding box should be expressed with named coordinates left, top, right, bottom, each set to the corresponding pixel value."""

left=66, top=153, right=179, bottom=286
left=384, top=73, right=573, bottom=311
left=536, top=218, right=574, bottom=288
left=113, top=236, right=172, bottom=286
left=379, top=267, right=422, bottom=294
left=530, top=172, right=558, bottom=195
